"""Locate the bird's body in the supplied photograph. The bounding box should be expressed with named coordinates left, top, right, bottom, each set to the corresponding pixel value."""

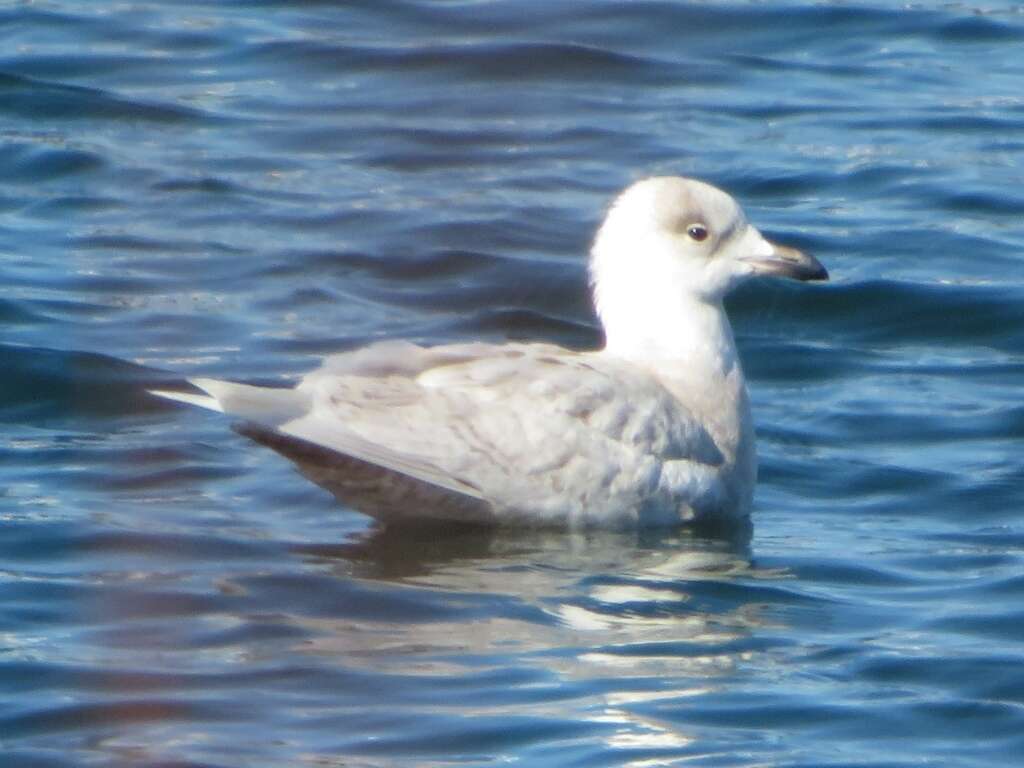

left=154, top=177, right=826, bottom=528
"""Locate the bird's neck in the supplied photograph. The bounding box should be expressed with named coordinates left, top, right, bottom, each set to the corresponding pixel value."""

left=599, top=291, right=742, bottom=383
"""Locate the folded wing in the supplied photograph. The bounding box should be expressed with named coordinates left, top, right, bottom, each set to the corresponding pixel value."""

left=154, top=340, right=722, bottom=525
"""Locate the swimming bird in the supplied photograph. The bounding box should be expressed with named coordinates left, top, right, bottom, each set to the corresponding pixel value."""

left=153, top=177, right=827, bottom=527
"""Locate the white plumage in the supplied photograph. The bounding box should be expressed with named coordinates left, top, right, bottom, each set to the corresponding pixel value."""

left=153, top=177, right=826, bottom=527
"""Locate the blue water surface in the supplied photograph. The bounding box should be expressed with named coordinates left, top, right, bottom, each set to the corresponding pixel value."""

left=2, top=1, right=1024, bottom=766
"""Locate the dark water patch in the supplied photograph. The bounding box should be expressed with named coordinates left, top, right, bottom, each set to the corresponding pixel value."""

left=580, top=635, right=788, bottom=662
left=0, top=143, right=104, bottom=183
left=78, top=616, right=306, bottom=655
left=855, top=653, right=1024, bottom=695
left=0, top=750, right=77, bottom=768
left=755, top=454, right=836, bottom=503
left=934, top=15, right=1024, bottom=43
left=151, top=175, right=316, bottom=208
left=803, top=458, right=952, bottom=502
left=862, top=112, right=1024, bottom=135
left=877, top=359, right=1024, bottom=383
left=0, top=72, right=211, bottom=123
left=724, top=53, right=870, bottom=79
left=783, top=558, right=919, bottom=589
left=255, top=285, right=340, bottom=311
left=0, top=53, right=188, bottom=84
left=154, top=617, right=313, bottom=652
left=98, top=463, right=249, bottom=492
left=0, top=343, right=178, bottom=426
left=742, top=341, right=864, bottom=384
left=0, top=658, right=564, bottom=714
left=7, top=456, right=247, bottom=506
left=0, top=5, right=161, bottom=47
left=337, top=712, right=602, bottom=759
left=0, top=660, right=484, bottom=707
left=0, top=191, right=27, bottom=215
left=0, top=579, right=115, bottom=630
left=221, top=205, right=399, bottom=236
left=85, top=584, right=232, bottom=624
left=844, top=162, right=926, bottom=190
left=891, top=179, right=1024, bottom=222
left=717, top=96, right=858, bottom=121
left=62, top=272, right=169, bottom=294
left=69, top=233, right=192, bottom=253
left=734, top=279, right=1024, bottom=351
left=0, top=660, right=291, bottom=696
left=927, top=527, right=1024, bottom=550
left=724, top=171, right=838, bottom=201
left=367, top=147, right=528, bottom=173
left=941, top=190, right=1024, bottom=217
left=573, top=1, right=908, bottom=50
left=13, top=297, right=127, bottom=325
left=24, top=194, right=123, bottom=218
left=665, top=692, right=861, bottom=730
left=818, top=406, right=1024, bottom=448
left=288, top=251, right=593, bottom=329
left=239, top=39, right=687, bottom=86
left=892, top=553, right=1023, bottom=587
left=1, top=264, right=162, bottom=296
left=935, top=474, right=1024, bottom=525
left=0, top=297, right=44, bottom=325
left=152, top=176, right=244, bottom=196
left=908, top=699, right=1024, bottom=740
left=0, top=523, right=275, bottom=564
left=402, top=213, right=590, bottom=258
left=262, top=248, right=509, bottom=283
left=2, top=699, right=240, bottom=740
left=350, top=124, right=551, bottom=153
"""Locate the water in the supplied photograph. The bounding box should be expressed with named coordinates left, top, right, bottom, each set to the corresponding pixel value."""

left=2, top=1, right=1024, bottom=765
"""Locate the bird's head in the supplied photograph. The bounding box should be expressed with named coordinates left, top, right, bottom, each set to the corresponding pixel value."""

left=591, top=176, right=827, bottom=306
left=589, top=176, right=827, bottom=359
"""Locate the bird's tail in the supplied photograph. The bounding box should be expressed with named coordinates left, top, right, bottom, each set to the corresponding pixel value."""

left=150, top=377, right=310, bottom=426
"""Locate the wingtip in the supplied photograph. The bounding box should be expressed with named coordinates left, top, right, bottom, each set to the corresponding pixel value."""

left=148, top=386, right=225, bottom=413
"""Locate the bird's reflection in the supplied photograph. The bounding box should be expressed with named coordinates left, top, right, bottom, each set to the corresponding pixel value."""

left=288, top=517, right=765, bottom=661
left=286, top=518, right=771, bottom=763
left=292, top=517, right=752, bottom=583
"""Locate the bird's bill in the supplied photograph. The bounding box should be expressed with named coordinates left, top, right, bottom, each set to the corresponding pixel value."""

left=741, top=239, right=828, bottom=282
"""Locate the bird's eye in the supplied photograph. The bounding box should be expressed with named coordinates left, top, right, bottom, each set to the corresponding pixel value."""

left=687, top=224, right=709, bottom=242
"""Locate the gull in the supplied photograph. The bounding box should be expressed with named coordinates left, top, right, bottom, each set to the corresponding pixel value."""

left=153, top=177, right=827, bottom=528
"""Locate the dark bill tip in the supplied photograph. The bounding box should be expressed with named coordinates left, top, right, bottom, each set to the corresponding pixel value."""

left=749, top=244, right=829, bottom=282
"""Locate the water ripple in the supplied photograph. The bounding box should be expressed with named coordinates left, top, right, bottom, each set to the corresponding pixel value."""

left=2, top=1, right=1024, bottom=766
